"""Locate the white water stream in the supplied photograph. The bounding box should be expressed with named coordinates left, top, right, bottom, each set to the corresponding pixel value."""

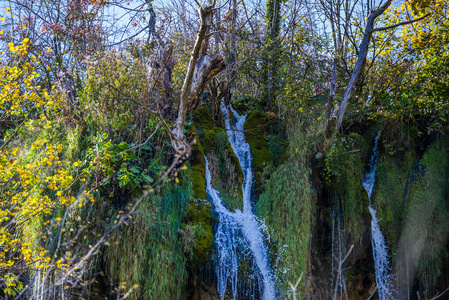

left=204, top=103, right=276, bottom=300
left=362, top=131, right=394, bottom=299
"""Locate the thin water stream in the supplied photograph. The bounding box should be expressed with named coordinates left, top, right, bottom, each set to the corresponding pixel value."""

left=362, top=131, right=394, bottom=299
left=204, top=103, right=276, bottom=300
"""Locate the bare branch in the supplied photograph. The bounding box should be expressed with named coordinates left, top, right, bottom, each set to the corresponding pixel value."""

left=372, top=13, right=431, bottom=32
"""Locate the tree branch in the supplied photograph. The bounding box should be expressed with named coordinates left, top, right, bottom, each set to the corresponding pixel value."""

left=372, top=13, right=430, bottom=32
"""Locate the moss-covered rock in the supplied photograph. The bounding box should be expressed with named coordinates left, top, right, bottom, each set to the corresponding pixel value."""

left=188, top=125, right=207, bottom=199
left=200, top=127, right=222, bottom=154
left=372, top=151, right=416, bottom=250
left=104, top=181, right=191, bottom=300
left=192, top=106, right=244, bottom=211
left=398, top=138, right=449, bottom=286
left=244, top=110, right=274, bottom=190
left=256, top=157, right=311, bottom=296
left=374, top=135, right=449, bottom=296
left=193, top=106, right=216, bottom=131
left=181, top=199, right=214, bottom=268
left=206, top=129, right=243, bottom=211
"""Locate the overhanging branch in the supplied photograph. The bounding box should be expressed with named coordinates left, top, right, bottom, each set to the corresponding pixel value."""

left=372, top=13, right=431, bottom=32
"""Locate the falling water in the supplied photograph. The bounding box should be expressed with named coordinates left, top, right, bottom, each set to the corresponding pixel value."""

left=362, top=131, right=394, bottom=299
left=204, top=102, right=276, bottom=300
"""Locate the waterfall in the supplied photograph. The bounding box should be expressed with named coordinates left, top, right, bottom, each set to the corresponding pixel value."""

left=204, top=102, right=276, bottom=300
left=362, top=131, right=394, bottom=299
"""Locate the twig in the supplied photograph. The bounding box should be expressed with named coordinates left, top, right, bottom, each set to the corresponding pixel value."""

left=111, top=123, right=160, bottom=159
left=212, top=0, right=230, bottom=11
left=288, top=273, right=303, bottom=300
left=339, top=149, right=360, bottom=156
left=0, top=119, right=27, bottom=151
left=334, top=245, right=354, bottom=300
left=428, top=286, right=449, bottom=300
left=367, top=286, right=378, bottom=300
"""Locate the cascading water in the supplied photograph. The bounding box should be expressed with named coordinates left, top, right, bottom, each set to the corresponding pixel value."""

left=204, top=102, right=276, bottom=300
left=362, top=131, right=394, bottom=299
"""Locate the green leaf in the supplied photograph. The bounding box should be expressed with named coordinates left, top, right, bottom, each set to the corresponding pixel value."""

left=143, top=174, right=154, bottom=183
left=129, top=167, right=140, bottom=174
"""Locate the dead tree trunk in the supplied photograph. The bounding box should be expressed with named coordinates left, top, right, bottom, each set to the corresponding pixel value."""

left=267, top=0, right=280, bottom=112
left=167, top=3, right=225, bottom=178
left=58, top=67, right=79, bottom=114
left=328, top=0, right=393, bottom=131
left=324, top=0, right=429, bottom=138
left=147, top=43, right=175, bottom=118
left=225, top=0, right=237, bottom=106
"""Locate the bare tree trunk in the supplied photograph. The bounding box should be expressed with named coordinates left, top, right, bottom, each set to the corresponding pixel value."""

left=147, top=43, right=175, bottom=118
left=169, top=3, right=225, bottom=177
left=174, top=7, right=213, bottom=138
left=267, top=0, right=280, bottom=111
left=146, top=0, right=161, bottom=42
left=226, top=0, right=237, bottom=105
left=58, top=67, right=78, bottom=114
left=331, top=0, right=393, bottom=130
left=325, top=58, right=338, bottom=139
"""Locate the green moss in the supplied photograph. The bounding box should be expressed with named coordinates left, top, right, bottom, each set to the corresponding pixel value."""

left=104, top=181, right=191, bottom=300
left=193, top=106, right=215, bottom=131
left=206, top=132, right=244, bottom=211
left=256, top=158, right=311, bottom=296
left=267, top=134, right=285, bottom=166
left=371, top=122, right=420, bottom=251
left=394, top=136, right=449, bottom=287
left=255, top=117, right=322, bottom=297
left=200, top=128, right=217, bottom=154
left=278, top=146, right=288, bottom=165
left=372, top=151, right=416, bottom=249
left=191, top=165, right=206, bottom=199
left=188, top=125, right=207, bottom=199
left=244, top=110, right=274, bottom=190
left=181, top=199, right=214, bottom=267
left=338, top=148, right=370, bottom=244
left=195, top=121, right=243, bottom=210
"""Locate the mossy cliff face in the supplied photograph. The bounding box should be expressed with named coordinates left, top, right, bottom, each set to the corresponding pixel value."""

left=193, top=106, right=243, bottom=211
left=188, top=125, right=207, bottom=199
left=180, top=199, right=214, bottom=268
left=312, top=132, right=375, bottom=299
left=372, top=128, right=449, bottom=298
left=336, top=140, right=375, bottom=299
left=243, top=111, right=275, bottom=192
left=104, top=182, right=190, bottom=300
left=371, top=123, right=420, bottom=250
left=255, top=118, right=319, bottom=297
left=256, top=157, right=311, bottom=296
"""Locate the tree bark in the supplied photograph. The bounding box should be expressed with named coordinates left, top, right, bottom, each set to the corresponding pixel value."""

left=58, top=67, right=78, bottom=114
left=147, top=43, right=175, bottom=118
left=169, top=4, right=225, bottom=178
left=332, top=0, right=393, bottom=130
left=325, top=58, right=337, bottom=139
left=188, top=53, right=226, bottom=112
left=267, top=0, right=280, bottom=111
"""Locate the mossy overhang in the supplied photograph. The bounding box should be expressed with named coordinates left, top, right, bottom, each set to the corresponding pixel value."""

left=193, top=106, right=215, bottom=131
left=187, top=125, right=206, bottom=199
left=243, top=110, right=274, bottom=188
left=183, top=199, right=214, bottom=267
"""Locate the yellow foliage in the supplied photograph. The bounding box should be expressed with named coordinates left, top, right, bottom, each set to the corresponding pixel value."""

left=0, top=32, right=84, bottom=295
